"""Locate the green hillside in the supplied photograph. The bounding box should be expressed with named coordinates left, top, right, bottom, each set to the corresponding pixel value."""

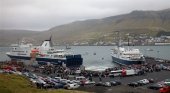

left=0, top=74, right=87, bottom=93
left=1, top=9, right=170, bottom=45
left=33, top=9, right=170, bottom=44
left=0, top=30, right=39, bottom=46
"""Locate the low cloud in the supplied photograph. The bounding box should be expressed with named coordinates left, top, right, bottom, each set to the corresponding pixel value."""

left=0, top=0, right=170, bottom=30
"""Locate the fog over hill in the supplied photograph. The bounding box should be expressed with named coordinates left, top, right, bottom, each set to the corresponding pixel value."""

left=1, top=9, right=170, bottom=45
left=0, top=30, right=39, bottom=46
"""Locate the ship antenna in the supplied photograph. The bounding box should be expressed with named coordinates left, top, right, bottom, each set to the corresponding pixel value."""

left=127, top=35, right=130, bottom=50
left=128, top=37, right=129, bottom=46
left=49, top=35, right=52, bottom=41
left=49, top=35, right=53, bottom=47
left=18, top=38, right=20, bottom=45
left=115, top=31, right=121, bottom=47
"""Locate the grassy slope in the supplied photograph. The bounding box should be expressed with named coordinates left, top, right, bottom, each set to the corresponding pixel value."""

left=37, top=9, right=170, bottom=43
left=1, top=9, right=169, bottom=44
left=0, top=74, right=88, bottom=93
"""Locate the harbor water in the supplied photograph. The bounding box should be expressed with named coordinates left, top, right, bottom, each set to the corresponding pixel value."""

left=0, top=46, right=170, bottom=71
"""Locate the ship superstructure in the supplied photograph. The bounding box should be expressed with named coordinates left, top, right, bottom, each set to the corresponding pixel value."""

left=6, top=38, right=83, bottom=67
left=111, top=32, right=145, bottom=65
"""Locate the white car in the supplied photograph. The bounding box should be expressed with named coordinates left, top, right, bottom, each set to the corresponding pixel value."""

left=75, top=76, right=86, bottom=81
left=0, top=70, right=3, bottom=73
left=60, top=79, right=69, bottom=83
left=30, top=78, right=37, bottom=83
left=104, top=82, right=111, bottom=87
left=23, top=72, right=29, bottom=77
left=51, top=78, right=60, bottom=83
left=138, top=79, right=150, bottom=85
left=84, top=80, right=95, bottom=85
left=65, top=83, right=80, bottom=89
left=55, top=77, right=61, bottom=80
left=72, top=80, right=81, bottom=84
left=37, top=78, right=46, bottom=85
left=14, top=71, right=22, bottom=75
left=164, top=79, right=170, bottom=84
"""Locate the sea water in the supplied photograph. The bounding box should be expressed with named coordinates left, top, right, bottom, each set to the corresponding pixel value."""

left=0, top=46, right=170, bottom=71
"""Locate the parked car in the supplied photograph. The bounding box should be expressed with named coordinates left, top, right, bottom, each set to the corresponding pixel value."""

left=137, top=70, right=145, bottom=75
left=164, top=79, right=170, bottom=85
left=148, top=78, right=154, bottom=83
left=54, top=83, right=65, bottom=89
left=43, top=83, right=53, bottom=88
left=137, top=80, right=144, bottom=86
left=51, top=78, right=60, bottom=83
left=36, top=78, right=53, bottom=89
left=148, top=84, right=165, bottom=90
left=128, top=82, right=139, bottom=87
left=110, top=80, right=121, bottom=86
left=12, top=71, right=22, bottom=75
left=83, top=80, right=95, bottom=85
left=137, top=79, right=150, bottom=86
left=159, top=86, right=170, bottom=93
left=54, top=77, right=61, bottom=80
left=165, top=66, right=170, bottom=71
left=95, top=82, right=104, bottom=86
left=60, top=79, right=69, bottom=84
left=23, top=72, right=29, bottom=77
left=0, top=70, right=3, bottom=73
left=28, top=73, right=38, bottom=79
left=65, top=83, right=80, bottom=89
left=30, top=78, right=37, bottom=83
left=141, top=79, right=149, bottom=84
left=75, top=76, right=86, bottom=81
left=103, top=82, right=111, bottom=87
left=95, top=82, right=111, bottom=87
left=43, top=77, right=54, bottom=85
left=72, top=80, right=81, bottom=85
left=37, top=78, right=46, bottom=85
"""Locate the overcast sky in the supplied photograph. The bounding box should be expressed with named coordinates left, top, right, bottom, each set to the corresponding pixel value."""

left=0, top=0, right=170, bottom=31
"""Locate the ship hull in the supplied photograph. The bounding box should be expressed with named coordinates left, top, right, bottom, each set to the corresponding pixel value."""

left=7, top=54, right=83, bottom=67
left=112, top=56, right=144, bottom=65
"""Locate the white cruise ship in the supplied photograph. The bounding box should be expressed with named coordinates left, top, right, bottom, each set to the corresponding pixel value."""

left=111, top=46, right=145, bottom=65
left=6, top=38, right=83, bottom=67
left=111, top=32, right=145, bottom=65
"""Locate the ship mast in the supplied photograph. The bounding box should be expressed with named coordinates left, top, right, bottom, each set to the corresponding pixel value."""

left=127, top=34, right=130, bottom=50
left=114, top=31, right=122, bottom=59
left=115, top=31, right=121, bottom=48
left=49, top=35, right=53, bottom=47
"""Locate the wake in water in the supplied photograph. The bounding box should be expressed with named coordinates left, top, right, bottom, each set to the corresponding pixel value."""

left=85, top=66, right=113, bottom=71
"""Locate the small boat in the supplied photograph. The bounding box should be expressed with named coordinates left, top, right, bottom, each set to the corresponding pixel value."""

left=102, top=57, right=104, bottom=60
left=66, top=45, right=71, bottom=49
left=146, top=48, right=153, bottom=51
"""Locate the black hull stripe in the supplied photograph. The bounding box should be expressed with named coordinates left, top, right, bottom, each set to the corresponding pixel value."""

left=112, top=56, right=144, bottom=65
left=7, top=55, right=83, bottom=66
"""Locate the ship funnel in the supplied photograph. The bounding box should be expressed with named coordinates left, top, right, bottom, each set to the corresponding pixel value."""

left=41, top=36, right=53, bottom=48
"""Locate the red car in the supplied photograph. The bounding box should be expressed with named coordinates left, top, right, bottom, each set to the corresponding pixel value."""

left=159, top=86, right=170, bottom=93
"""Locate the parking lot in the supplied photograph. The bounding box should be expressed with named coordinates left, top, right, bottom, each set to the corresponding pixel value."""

left=1, top=59, right=170, bottom=93
left=68, top=70, right=170, bottom=93
left=32, top=68, right=169, bottom=93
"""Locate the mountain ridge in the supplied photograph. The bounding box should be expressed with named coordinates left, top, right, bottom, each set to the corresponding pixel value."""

left=1, top=8, right=170, bottom=45
left=36, top=8, right=170, bottom=44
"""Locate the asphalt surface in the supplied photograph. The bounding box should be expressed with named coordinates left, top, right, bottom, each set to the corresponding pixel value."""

left=21, top=57, right=170, bottom=93
left=76, top=70, right=170, bottom=93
